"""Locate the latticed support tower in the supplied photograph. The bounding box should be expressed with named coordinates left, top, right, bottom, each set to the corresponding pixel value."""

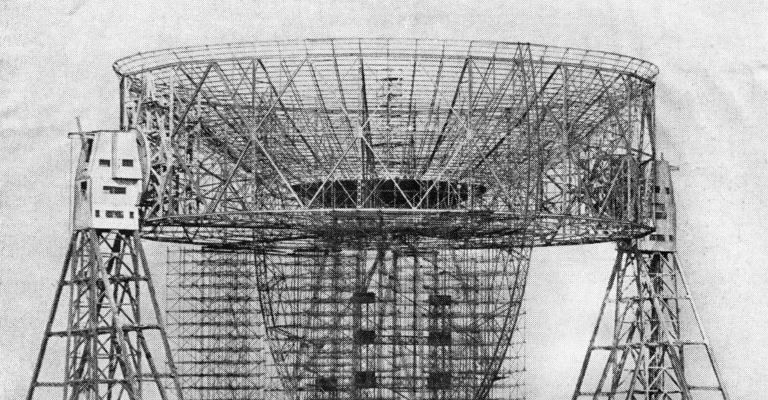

left=27, top=130, right=183, bottom=400
left=27, top=229, right=184, bottom=400
left=572, top=161, right=729, bottom=400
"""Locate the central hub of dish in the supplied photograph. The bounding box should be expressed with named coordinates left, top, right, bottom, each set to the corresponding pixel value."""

left=292, top=178, right=487, bottom=208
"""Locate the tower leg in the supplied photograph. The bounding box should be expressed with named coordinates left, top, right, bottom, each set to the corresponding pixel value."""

left=27, top=229, right=184, bottom=400
left=572, top=240, right=729, bottom=400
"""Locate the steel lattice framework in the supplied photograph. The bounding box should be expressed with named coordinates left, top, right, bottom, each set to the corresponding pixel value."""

left=25, top=39, right=733, bottom=400
left=250, top=241, right=529, bottom=400
left=572, top=241, right=729, bottom=400
left=110, top=39, right=659, bottom=400
left=27, top=230, right=184, bottom=400
left=114, top=39, right=658, bottom=247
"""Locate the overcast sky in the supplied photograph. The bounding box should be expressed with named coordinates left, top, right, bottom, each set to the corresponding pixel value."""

left=2, top=1, right=767, bottom=399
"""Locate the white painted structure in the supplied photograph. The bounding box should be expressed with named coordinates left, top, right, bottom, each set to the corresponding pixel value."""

left=73, top=130, right=142, bottom=230
left=639, top=159, right=676, bottom=252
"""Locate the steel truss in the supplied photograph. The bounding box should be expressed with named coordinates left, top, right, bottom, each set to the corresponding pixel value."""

left=27, top=229, right=183, bottom=400
left=166, top=247, right=265, bottom=400
left=114, top=39, right=657, bottom=246
left=572, top=241, right=729, bottom=400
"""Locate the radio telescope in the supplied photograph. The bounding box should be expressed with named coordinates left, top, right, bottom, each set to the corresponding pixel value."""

left=27, top=39, right=729, bottom=400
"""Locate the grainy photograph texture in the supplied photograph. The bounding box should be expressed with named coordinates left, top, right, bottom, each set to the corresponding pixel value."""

left=1, top=1, right=766, bottom=400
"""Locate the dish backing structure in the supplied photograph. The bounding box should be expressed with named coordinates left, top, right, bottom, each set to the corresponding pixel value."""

left=27, top=39, right=729, bottom=400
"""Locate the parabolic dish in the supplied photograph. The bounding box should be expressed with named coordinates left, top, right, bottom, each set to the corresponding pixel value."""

left=114, top=39, right=658, bottom=247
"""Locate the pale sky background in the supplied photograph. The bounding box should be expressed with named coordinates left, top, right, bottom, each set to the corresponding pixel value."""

left=1, top=1, right=767, bottom=399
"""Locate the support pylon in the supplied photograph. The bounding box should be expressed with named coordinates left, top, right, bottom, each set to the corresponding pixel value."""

left=27, top=229, right=184, bottom=400
left=571, top=240, right=729, bottom=400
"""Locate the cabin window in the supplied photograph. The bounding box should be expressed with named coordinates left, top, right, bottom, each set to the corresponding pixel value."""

left=654, top=186, right=661, bottom=193
left=80, top=181, right=87, bottom=195
left=649, top=234, right=665, bottom=242
left=99, top=159, right=111, bottom=167
left=122, top=159, right=134, bottom=167
left=665, top=187, right=671, bottom=194
left=103, top=186, right=127, bottom=195
left=129, top=211, right=134, bottom=219
left=655, top=212, right=667, bottom=220
left=83, top=140, right=93, bottom=163
left=669, top=235, right=675, bottom=241
left=654, top=203, right=666, bottom=212
left=94, top=210, right=100, bottom=217
left=105, top=210, right=124, bottom=218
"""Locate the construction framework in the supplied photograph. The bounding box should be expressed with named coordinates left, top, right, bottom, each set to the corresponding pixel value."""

left=113, top=38, right=657, bottom=400
left=27, top=38, right=729, bottom=400
left=166, top=247, right=265, bottom=400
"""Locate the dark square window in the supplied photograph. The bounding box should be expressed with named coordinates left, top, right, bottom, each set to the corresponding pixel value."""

left=99, top=159, right=110, bottom=167
left=353, top=329, right=376, bottom=345
left=351, top=291, right=376, bottom=304
left=428, top=331, right=452, bottom=346
left=665, top=187, right=671, bottom=194
left=354, top=371, right=376, bottom=388
left=315, top=377, right=338, bottom=392
left=654, top=186, right=661, bottom=193
left=427, top=372, right=452, bottom=389
left=122, top=159, right=134, bottom=167
left=103, top=186, right=127, bottom=195
left=105, top=210, right=124, bottom=219
left=95, top=210, right=100, bottom=217
left=429, top=294, right=452, bottom=307
left=129, top=211, right=134, bottom=219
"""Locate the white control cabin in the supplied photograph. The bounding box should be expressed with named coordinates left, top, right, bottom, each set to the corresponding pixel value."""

left=73, top=130, right=143, bottom=230
left=639, top=159, right=676, bottom=252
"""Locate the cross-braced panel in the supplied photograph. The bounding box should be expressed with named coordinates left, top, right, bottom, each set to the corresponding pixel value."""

left=28, top=230, right=183, bottom=400
left=572, top=242, right=729, bottom=400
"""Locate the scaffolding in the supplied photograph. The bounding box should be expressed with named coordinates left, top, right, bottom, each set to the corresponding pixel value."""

left=248, top=241, right=528, bottom=400
left=167, top=248, right=265, bottom=400
left=165, top=242, right=526, bottom=400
